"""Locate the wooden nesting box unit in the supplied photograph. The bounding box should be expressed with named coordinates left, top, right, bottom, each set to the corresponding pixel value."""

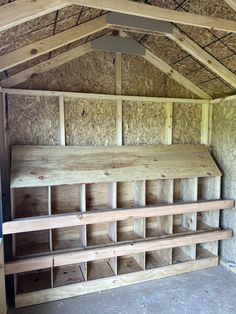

left=3, top=144, right=233, bottom=307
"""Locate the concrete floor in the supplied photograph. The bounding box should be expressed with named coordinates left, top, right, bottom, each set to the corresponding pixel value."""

left=10, top=266, right=236, bottom=314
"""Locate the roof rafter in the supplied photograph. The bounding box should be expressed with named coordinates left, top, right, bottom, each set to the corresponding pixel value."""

left=68, top=0, right=236, bottom=33
left=0, top=0, right=67, bottom=32
left=0, top=33, right=210, bottom=99
left=167, top=28, right=236, bottom=90
left=224, top=0, right=236, bottom=11
left=0, top=43, right=92, bottom=88
left=1, top=0, right=236, bottom=34
left=0, top=15, right=108, bottom=72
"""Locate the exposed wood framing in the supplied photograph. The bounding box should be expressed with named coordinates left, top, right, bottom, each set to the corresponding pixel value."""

left=224, top=0, right=236, bottom=11
left=1, top=0, right=236, bottom=34
left=0, top=15, right=108, bottom=72
left=3, top=200, right=233, bottom=235
left=167, top=29, right=236, bottom=90
left=201, top=102, right=210, bottom=146
left=0, top=239, right=7, bottom=314
left=0, top=43, right=92, bottom=88
left=164, top=102, right=173, bottom=145
left=115, top=49, right=123, bottom=146
left=143, top=48, right=210, bottom=99
left=1, top=88, right=209, bottom=104
left=5, top=230, right=231, bottom=275
left=0, top=0, right=66, bottom=32
left=59, top=96, right=66, bottom=146
left=119, top=31, right=210, bottom=99
left=15, top=257, right=218, bottom=308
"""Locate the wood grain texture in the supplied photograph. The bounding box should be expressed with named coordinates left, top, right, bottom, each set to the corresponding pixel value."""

left=3, top=200, right=233, bottom=235
left=4, top=230, right=231, bottom=275
left=14, top=257, right=218, bottom=308
left=10, top=144, right=221, bottom=188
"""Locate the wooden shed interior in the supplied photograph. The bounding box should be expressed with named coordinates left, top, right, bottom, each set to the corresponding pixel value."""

left=0, top=0, right=236, bottom=313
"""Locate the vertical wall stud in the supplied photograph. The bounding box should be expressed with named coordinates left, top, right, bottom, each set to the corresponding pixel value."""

left=80, top=184, right=87, bottom=281
left=59, top=95, right=65, bottom=146
left=165, top=101, right=173, bottom=145
left=201, top=102, right=210, bottom=146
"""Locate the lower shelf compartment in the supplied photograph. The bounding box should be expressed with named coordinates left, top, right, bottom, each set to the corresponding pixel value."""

left=87, top=260, right=114, bottom=280
left=17, top=269, right=51, bottom=294
left=146, top=250, right=171, bottom=269
left=14, top=256, right=219, bottom=308
left=54, top=264, right=85, bottom=287
left=118, top=255, right=143, bottom=275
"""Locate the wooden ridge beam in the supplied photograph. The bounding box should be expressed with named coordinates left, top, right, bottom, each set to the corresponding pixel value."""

left=68, top=0, right=236, bottom=33
left=167, top=28, right=236, bottom=90
left=0, top=43, right=92, bottom=88
left=4, top=229, right=232, bottom=275
left=0, top=0, right=67, bottom=32
left=0, top=15, right=108, bottom=72
left=3, top=200, right=234, bottom=235
left=224, top=0, right=236, bottom=11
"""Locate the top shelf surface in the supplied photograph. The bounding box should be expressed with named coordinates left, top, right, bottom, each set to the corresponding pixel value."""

left=10, top=144, right=221, bottom=188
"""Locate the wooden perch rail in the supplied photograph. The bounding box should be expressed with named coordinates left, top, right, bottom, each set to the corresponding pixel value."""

left=5, top=229, right=232, bottom=275
left=3, top=200, right=234, bottom=235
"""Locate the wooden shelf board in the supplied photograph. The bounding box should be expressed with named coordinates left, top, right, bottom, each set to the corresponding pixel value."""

left=87, top=233, right=113, bottom=246
left=146, top=227, right=169, bottom=238
left=10, top=145, right=221, bottom=188
left=117, top=230, right=140, bottom=242
left=53, top=239, right=84, bottom=252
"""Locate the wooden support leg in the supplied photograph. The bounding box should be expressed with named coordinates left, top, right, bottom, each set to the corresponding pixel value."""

left=0, top=239, right=7, bottom=314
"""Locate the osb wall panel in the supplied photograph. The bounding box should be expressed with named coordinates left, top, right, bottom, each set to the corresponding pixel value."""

left=211, top=100, right=236, bottom=264
left=8, top=95, right=60, bottom=146
left=18, top=51, right=115, bottom=94
left=64, top=97, right=116, bottom=146
left=123, top=101, right=166, bottom=145
left=172, top=103, right=202, bottom=144
left=121, top=54, right=196, bottom=99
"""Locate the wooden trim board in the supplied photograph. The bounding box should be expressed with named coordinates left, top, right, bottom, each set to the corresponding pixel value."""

left=1, top=88, right=209, bottom=104
left=10, top=145, right=221, bottom=188
left=4, top=230, right=231, bottom=275
left=14, top=257, right=218, bottom=308
left=3, top=200, right=234, bottom=235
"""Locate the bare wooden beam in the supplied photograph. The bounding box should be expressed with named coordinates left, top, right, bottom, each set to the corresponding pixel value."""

left=0, top=15, right=108, bottom=72
left=3, top=200, right=234, bottom=235
left=0, top=239, right=7, bottom=314
left=4, top=230, right=232, bottom=275
left=0, top=43, right=92, bottom=88
left=167, top=28, right=236, bottom=90
left=143, top=48, right=211, bottom=99
left=0, top=88, right=210, bottom=103
left=120, top=31, right=211, bottom=99
left=68, top=0, right=236, bottom=33
left=0, top=0, right=66, bottom=32
left=224, top=0, right=236, bottom=11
